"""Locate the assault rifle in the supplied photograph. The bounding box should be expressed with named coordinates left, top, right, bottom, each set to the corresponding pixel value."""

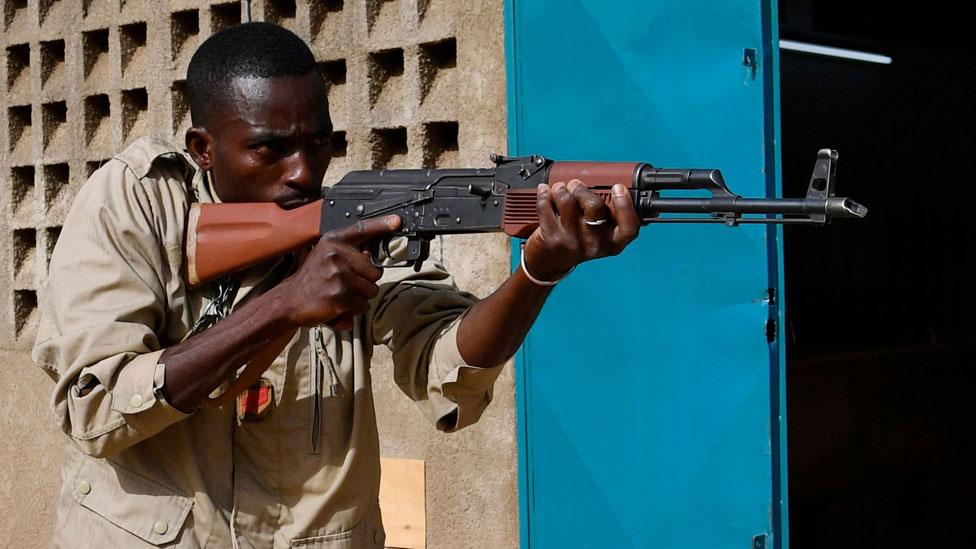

left=185, top=149, right=865, bottom=287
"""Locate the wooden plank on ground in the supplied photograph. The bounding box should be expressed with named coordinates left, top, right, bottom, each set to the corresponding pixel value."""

left=379, top=457, right=426, bottom=549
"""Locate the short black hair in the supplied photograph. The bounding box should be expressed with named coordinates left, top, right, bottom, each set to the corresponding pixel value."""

left=186, top=22, right=319, bottom=127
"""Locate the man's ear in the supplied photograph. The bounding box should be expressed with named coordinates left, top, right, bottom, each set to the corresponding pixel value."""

left=185, top=127, right=214, bottom=171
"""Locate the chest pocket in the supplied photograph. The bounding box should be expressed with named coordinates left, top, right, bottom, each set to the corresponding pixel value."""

left=71, top=457, right=194, bottom=546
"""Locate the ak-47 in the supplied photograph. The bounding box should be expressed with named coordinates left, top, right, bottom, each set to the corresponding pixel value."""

left=185, top=149, right=866, bottom=287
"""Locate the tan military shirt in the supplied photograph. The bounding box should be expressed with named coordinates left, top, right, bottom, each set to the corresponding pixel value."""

left=33, top=138, right=504, bottom=548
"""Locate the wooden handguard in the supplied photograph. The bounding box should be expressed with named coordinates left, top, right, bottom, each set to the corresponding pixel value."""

left=502, top=161, right=640, bottom=238
left=186, top=200, right=323, bottom=287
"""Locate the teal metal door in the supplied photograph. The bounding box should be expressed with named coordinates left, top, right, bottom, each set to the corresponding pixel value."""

left=506, top=1, right=787, bottom=548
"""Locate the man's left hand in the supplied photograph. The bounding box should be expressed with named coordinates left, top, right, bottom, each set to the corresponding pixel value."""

left=521, top=179, right=641, bottom=282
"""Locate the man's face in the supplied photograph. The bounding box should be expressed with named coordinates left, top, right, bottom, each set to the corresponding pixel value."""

left=205, top=71, right=332, bottom=207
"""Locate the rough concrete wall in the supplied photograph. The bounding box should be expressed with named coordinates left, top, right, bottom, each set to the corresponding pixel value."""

left=0, top=1, right=515, bottom=547
left=0, top=350, right=64, bottom=548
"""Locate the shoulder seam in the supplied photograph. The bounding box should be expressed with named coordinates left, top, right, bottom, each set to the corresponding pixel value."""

left=111, top=138, right=188, bottom=179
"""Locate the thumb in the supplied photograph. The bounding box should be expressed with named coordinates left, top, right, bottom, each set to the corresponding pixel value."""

left=325, top=215, right=401, bottom=247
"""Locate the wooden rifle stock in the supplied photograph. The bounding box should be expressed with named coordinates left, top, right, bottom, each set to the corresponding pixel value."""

left=186, top=199, right=323, bottom=287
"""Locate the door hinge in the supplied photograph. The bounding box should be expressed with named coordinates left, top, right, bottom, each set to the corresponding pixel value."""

left=753, top=533, right=768, bottom=549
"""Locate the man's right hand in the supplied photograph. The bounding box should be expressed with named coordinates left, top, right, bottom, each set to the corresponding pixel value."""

left=279, top=214, right=401, bottom=329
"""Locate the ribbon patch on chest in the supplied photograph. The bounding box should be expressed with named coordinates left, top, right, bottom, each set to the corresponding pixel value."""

left=236, top=378, right=274, bottom=423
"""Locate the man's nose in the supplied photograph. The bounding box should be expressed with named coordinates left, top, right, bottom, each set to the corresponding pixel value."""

left=284, top=149, right=315, bottom=189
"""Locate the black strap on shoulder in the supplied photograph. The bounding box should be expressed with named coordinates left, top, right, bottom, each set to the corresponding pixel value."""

left=186, top=276, right=242, bottom=337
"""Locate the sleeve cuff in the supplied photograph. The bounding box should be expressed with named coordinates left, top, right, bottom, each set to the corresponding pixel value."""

left=427, top=315, right=506, bottom=432
left=110, top=350, right=190, bottom=422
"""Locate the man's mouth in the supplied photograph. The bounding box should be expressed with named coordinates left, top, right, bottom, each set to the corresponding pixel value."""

left=275, top=194, right=318, bottom=209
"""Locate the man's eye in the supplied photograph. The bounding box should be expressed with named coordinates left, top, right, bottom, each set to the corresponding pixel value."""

left=253, top=142, right=281, bottom=155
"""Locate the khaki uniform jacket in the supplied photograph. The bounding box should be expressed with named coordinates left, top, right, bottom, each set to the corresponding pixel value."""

left=32, top=138, right=504, bottom=548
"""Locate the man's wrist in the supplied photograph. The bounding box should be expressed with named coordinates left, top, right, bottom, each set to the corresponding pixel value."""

left=519, top=244, right=574, bottom=285
left=519, top=253, right=573, bottom=286
left=265, top=278, right=302, bottom=327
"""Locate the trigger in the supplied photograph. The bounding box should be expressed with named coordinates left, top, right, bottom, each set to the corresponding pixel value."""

left=368, top=239, right=386, bottom=267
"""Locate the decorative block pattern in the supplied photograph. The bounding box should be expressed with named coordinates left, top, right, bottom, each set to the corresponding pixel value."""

left=365, top=0, right=400, bottom=36
left=367, top=47, right=405, bottom=115
left=171, top=9, right=200, bottom=67
left=84, top=93, right=111, bottom=152
left=43, top=225, right=61, bottom=268
left=0, top=0, right=488, bottom=344
left=85, top=158, right=110, bottom=179
left=318, top=58, right=347, bottom=112
left=418, top=37, right=455, bottom=105
left=10, top=165, right=35, bottom=222
left=41, top=101, right=67, bottom=153
left=0, top=1, right=286, bottom=346
left=171, top=79, right=189, bottom=135
left=12, top=228, right=35, bottom=284
left=38, top=0, right=64, bottom=28
left=6, top=43, right=30, bottom=101
left=13, top=289, right=36, bottom=336
left=42, top=163, right=69, bottom=215
left=121, top=88, right=148, bottom=141
left=83, top=28, right=109, bottom=82
left=422, top=120, right=458, bottom=168
left=269, top=0, right=472, bottom=187
left=3, top=0, right=28, bottom=39
left=265, top=0, right=298, bottom=32
left=1, top=3, right=512, bottom=549
left=120, top=22, right=148, bottom=79
left=369, top=126, right=408, bottom=169
left=331, top=130, right=347, bottom=157
left=7, top=104, right=32, bottom=159
left=210, top=2, right=242, bottom=34
left=0, top=0, right=487, bottom=346
left=310, top=0, right=343, bottom=38
left=40, top=39, right=65, bottom=91
left=0, top=0, right=504, bottom=401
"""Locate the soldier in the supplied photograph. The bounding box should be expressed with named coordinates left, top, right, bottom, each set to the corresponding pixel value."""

left=34, top=22, right=639, bottom=547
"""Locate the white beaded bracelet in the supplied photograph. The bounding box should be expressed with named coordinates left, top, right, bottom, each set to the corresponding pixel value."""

left=519, top=251, right=574, bottom=286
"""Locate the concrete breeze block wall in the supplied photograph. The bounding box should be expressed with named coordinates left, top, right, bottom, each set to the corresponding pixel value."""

left=0, top=1, right=515, bottom=547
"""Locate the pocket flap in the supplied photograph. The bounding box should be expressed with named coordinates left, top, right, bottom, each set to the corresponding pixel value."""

left=72, top=458, right=193, bottom=545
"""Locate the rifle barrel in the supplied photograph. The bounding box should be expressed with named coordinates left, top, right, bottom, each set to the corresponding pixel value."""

left=639, top=196, right=867, bottom=222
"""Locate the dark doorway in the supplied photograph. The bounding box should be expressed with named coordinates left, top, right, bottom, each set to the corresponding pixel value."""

left=780, top=1, right=976, bottom=547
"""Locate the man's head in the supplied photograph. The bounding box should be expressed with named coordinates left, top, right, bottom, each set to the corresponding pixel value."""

left=185, top=22, right=332, bottom=207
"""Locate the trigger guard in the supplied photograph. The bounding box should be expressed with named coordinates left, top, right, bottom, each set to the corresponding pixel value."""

left=369, top=236, right=418, bottom=268
left=368, top=239, right=388, bottom=267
